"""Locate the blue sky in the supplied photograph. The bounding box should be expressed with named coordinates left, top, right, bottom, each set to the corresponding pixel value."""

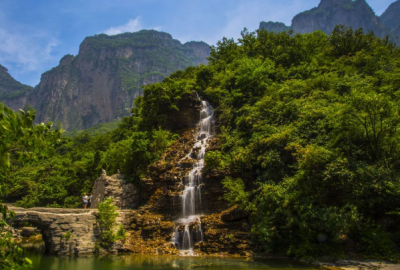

left=0, top=0, right=396, bottom=86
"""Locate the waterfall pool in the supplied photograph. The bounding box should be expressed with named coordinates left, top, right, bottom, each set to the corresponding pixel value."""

left=22, top=252, right=324, bottom=270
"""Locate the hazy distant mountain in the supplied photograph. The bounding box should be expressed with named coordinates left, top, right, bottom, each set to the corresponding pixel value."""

left=260, top=0, right=398, bottom=43
left=258, top=21, right=290, bottom=33
left=0, top=64, right=32, bottom=111
left=381, top=0, right=400, bottom=37
left=0, top=30, right=210, bottom=130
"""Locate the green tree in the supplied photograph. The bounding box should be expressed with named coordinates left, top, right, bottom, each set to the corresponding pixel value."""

left=97, top=197, right=120, bottom=250
left=0, top=104, right=62, bottom=269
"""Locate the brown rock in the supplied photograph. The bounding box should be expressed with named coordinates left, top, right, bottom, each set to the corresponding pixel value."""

left=221, top=205, right=248, bottom=222
left=20, top=227, right=37, bottom=237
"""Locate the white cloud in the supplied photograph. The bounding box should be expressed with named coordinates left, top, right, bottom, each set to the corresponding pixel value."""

left=0, top=28, right=59, bottom=74
left=103, top=17, right=143, bottom=35
left=174, top=0, right=319, bottom=46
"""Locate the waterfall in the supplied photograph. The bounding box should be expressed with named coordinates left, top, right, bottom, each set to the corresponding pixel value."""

left=172, top=96, right=214, bottom=254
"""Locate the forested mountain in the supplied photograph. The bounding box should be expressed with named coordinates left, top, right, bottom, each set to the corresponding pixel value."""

left=3, top=26, right=400, bottom=261
left=0, top=30, right=210, bottom=130
left=0, top=64, right=32, bottom=111
left=260, top=0, right=399, bottom=43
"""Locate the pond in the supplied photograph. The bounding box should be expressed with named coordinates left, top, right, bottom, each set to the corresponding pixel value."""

left=22, top=253, right=323, bottom=270
left=20, top=238, right=323, bottom=270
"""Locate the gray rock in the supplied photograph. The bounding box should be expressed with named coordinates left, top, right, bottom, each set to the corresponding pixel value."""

left=91, top=173, right=139, bottom=209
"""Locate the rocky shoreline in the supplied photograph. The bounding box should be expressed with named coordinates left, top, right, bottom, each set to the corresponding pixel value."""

left=317, top=260, right=399, bottom=270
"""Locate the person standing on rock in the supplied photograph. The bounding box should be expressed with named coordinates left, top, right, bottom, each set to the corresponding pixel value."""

left=88, top=193, right=93, bottom=208
left=82, top=193, right=89, bottom=209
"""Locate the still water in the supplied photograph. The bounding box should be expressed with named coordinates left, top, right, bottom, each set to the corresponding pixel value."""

left=23, top=253, right=322, bottom=270
left=21, top=239, right=322, bottom=270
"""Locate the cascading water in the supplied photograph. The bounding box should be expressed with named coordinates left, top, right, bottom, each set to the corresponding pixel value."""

left=172, top=95, right=214, bottom=254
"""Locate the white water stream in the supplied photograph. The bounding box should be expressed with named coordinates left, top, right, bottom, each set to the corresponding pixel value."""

left=172, top=96, right=214, bottom=254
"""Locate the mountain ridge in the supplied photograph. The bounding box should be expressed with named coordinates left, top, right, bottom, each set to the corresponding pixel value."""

left=0, top=30, right=210, bottom=130
left=0, top=64, right=33, bottom=111
left=260, top=0, right=399, bottom=43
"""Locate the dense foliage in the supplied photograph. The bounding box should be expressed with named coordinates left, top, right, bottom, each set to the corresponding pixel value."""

left=0, top=104, right=61, bottom=269
left=3, top=81, right=183, bottom=207
left=3, top=25, right=400, bottom=261
left=198, top=26, right=400, bottom=261
left=97, top=197, right=125, bottom=250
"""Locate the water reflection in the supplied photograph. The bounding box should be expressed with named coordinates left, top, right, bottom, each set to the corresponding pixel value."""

left=22, top=253, right=322, bottom=270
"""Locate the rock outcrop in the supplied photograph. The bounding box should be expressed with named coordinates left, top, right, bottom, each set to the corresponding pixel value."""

left=10, top=207, right=99, bottom=255
left=9, top=206, right=137, bottom=255
left=0, top=64, right=32, bottom=111
left=91, top=173, right=139, bottom=209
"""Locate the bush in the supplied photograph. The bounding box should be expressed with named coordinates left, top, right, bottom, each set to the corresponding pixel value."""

left=97, top=197, right=119, bottom=250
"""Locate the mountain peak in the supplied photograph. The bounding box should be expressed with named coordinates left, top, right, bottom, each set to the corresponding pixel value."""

left=318, top=0, right=351, bottom=9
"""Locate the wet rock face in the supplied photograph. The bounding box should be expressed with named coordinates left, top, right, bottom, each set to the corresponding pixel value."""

left=198, top=208, right=255, bottom=257
left=130, top=115, right=254, bottom=255
left=91, top=173, right=139, bottom=209
left=166, top=92, right=202, bottom=131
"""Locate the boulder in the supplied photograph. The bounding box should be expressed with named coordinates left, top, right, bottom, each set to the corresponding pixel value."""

left=21, top=227, right=37, bottom=237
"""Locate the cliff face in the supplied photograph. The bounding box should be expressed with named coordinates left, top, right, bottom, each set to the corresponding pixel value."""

left=381, top=0, right=400, bottom=37
left=25, top=30, right=210, bottom=130
left=291, top=0, right=389, bottom=37
left=0, top=64, right=32, bottom=111
left=259, top=0, right=398, bottom=43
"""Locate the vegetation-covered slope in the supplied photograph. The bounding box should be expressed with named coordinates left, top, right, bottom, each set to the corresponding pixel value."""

left=198, top=26, right=400, bottom=261
left=3, top=26, right=400, bottom=261
left=0, top=64, right=32, bottom=110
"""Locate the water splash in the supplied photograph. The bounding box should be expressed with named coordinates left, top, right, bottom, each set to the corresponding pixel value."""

left=172, top=96, right=214, bottom=255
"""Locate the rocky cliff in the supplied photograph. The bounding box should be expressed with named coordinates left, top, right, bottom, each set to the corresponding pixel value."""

left=381, top=0, right=400, bottom=37
left=291, top=0, right=389, bottom=37
left=2, top=30, right=210, bottom=130
left=259, top=0, right=398, bottom=43
left=91, top=172, right=139, bottom=209
left=0, top=64, right=32, bottom=111
left=113, top=93, right=254, bottom=256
